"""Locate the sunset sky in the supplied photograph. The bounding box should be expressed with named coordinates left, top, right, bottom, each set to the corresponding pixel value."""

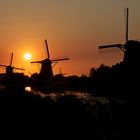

left=0, top=0, right=140, bottom=76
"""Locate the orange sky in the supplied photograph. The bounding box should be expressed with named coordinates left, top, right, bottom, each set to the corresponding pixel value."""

left=0, top=0, right=140, bottom=76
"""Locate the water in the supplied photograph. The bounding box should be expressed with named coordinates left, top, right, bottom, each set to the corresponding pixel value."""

left=25, top=86, right=111, bottom=106
left=0, top=85, right=127, bottom=139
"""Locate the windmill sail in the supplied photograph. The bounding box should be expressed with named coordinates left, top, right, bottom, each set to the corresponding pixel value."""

left=98, top=8, right=129, bottom=52
left=45, top=39, right=50, bottom=59
left=126, top=7, right=129, bottom=42
left=52, top=57, right=69, bottom=62
left=13, top=67, right=25, bottom=70
left=31, top=60, right=43, bottom=63
left=0, top=64, right=7, bottom=67
left=10, top=52, right=13, bottom=66
left=99, top=44, right=123, bottom=49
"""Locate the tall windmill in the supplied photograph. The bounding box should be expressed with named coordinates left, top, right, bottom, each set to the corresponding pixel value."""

left=98, top=8, right=140, bottom=65
left=31, top=39, right=69, bottom=85
left=0, top=52, right=25, bottom=75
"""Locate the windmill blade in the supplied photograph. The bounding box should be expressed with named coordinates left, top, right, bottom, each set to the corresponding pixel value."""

left=0, top=64, right=7, bottom=67
left=99, top=44, right=123, bottom=49
left=13, top=67, right=25, bottom=71
left=52, top=57, right=69, bottom=62
left=31, top=60, right=43, bottom=64
left=45, top=39, right=50, bottom=59
left=10, top=52, right=13, bottom=66
left=125, top=7, right=129, bottom=42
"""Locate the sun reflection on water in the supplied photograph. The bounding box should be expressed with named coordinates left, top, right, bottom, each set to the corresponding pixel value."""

left=25, top=86, right=31, bottom=92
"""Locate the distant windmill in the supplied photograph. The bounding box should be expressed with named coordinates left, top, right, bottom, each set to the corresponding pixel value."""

left=59, top=67, right=67, bottom=76
left=31, top=39, right=69, bottom=85
left=98, top=8, right=140, bottom=65
left=0, top=52, right=25, bottom=75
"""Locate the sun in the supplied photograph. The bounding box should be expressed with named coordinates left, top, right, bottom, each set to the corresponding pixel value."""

left=24, top=53, right=31, bottom=60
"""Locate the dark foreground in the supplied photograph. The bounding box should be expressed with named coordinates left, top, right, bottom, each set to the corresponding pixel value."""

left=0, top=86, right=138, bottom=139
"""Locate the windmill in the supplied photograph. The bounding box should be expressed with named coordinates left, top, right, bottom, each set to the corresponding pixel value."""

left=31, top=39, right=69, bottom=85
left=0, top=52, right=25, bottom=75
left=98, top=8, right=140, bottom=66
left=59, top=67, right=67, bottom=76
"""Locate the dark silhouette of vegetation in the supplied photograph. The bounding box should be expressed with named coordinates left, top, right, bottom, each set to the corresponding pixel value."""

left=0, top=72, right=30, bottom=86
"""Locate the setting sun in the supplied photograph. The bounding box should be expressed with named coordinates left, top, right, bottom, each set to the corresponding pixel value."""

left=24, top=53, right=31, bottom=60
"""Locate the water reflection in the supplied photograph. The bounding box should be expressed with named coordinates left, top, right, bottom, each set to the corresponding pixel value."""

left=24, top=86, right=114, bottom=108
left=0, top=86, right=126, bottom=139
left=25, top=86, right=31, bottom=92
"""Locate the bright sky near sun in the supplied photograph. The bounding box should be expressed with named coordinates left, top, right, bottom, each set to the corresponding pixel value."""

left=0, top=0, right=140, bottom=76
left=24, top=53, right=31, bottom=60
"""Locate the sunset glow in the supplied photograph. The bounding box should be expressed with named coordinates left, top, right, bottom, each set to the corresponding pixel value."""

left=0, top=0, right=140, bottom=76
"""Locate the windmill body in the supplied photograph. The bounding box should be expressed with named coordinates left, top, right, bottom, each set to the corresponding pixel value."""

left=6, top=65, right=13, bottom=75
left=123, top=40, right=140, bottom=66
left=0, top=65, right=13, bottom=75
left=39, top=59, right=53, bottom=83
left=31, top=39, right=69, bottom=86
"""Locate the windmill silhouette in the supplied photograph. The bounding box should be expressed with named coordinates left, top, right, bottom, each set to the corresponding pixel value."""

left=59, top=67, right=67, bottom=76
left=98, top=8, right=140, bottom=66
left=0, top=52, right=25, bottom=75
left=31, top=39, right=69, bottom=85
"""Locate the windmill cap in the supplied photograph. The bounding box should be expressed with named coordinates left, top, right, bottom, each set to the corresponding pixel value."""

left=124, top=40, right=140, bottom=50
